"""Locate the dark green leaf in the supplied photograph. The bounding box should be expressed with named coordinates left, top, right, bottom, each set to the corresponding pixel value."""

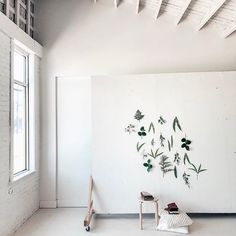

left=181, top=138, right=186, bottom=142
left=174, top=166, right=177, bottom=178
left=186, top=140, right=191, bottom=145
left=181, top=143, right=186, bottom=148
left=137, top=142, right=145, bottom=152
left=140, top=126, right=145, bottom=131
left=148, top=122, right=155, bottom=134
left=143, top=163, right=148, bottom=167
left=168, top=140, right=171, bottom=151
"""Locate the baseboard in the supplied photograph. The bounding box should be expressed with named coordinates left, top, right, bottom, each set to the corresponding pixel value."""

left=40, top=200, right=57, bottom=209
left=96, top=213, right=236, bottom=219
left=57, top=200, right=86, bottom=208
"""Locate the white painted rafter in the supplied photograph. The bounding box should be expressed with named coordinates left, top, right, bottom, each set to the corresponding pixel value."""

left=5, top=0, right=10, bottom=17
left=114, top=0, right=119, bottom=8
left=222, top=23, right=236, bottom=38
left=196, top=0, right=227, bottom=31
left=155, top=0, right=163, bottom=19
left=136, top=0, right=140, bottom=14
left=175, top=0, right=193, bottom=25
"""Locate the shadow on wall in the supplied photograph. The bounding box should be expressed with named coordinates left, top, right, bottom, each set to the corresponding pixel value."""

left=34, top=0, right=96, bottom=47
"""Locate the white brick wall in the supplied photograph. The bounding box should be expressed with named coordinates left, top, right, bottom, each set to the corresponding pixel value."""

left=0, top=31, right=40, bottom=236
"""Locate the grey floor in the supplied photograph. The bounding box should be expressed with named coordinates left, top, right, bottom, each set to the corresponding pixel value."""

left=12, top=208, right=236, bottom=236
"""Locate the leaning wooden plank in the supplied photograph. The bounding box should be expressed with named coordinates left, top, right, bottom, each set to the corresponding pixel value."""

left=196, top=0, right=227, bottom=31
left=155, top=0, right=163, bottom=19
left=84, top=200, right=94, bottom=226
left=84, top=176, right=94, bottom=232
left=175, top=0, right=193, bottom=25
left=222, top=23, right=236, bottom=38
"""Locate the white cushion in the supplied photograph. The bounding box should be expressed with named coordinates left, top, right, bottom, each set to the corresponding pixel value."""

left=157, top=222, right=189, bottom=234
left=159, top=210, right=193, bottom=228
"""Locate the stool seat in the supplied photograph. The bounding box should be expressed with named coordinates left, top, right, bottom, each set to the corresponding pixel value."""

left=138, top=197, right=159, bottom=203
left=138, top=196, right=159, bottom=230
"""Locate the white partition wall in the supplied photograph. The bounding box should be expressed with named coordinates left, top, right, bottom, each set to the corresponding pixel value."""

left=56, top=77, right=92, bottom=207
left=91, top=72, right=236, bottom=213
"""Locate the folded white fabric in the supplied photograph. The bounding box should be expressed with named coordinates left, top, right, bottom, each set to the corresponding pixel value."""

left=157, top=222, right=189, bottom=234
left=159, top=209, right=193, bottom=228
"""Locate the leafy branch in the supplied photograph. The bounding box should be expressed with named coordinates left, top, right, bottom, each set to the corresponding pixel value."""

left=136, top=142, right=145, bottom=152
left=159, top=155, right=173, bottom=177
left=148, top=122, right=155, bottom=134
left=189, top=164, right=207, bottom=179
left=148, top=148, right=163, bottom=159
left=173, top=117, right=182, bottom=132
left=183, top=153, right=191, bottom=165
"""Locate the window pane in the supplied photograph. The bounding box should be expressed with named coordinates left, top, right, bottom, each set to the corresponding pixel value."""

left=14, top=52, right=26, bottom=83
left=13, top=84, right=27, bottom=174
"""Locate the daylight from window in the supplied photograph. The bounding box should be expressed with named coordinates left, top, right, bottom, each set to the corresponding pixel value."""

left=13, top=50, right=28, bottom=175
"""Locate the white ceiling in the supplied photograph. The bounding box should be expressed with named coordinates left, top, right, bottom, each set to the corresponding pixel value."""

left=98, top=0, right=236, bottom=38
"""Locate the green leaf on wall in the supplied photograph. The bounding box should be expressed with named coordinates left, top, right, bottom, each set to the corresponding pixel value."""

left=148, top=148, right=163, bottom=159
left=173, top=117, right=182, bottom=132
left=134, top=110, right=144, bottom=122
left=159, top=155, right=173, bottom=177
left=174, top=166, right=178, bottom=178
left=137, top=142, right=145, bottom=152
left=148, top=122, right=155, bottom=134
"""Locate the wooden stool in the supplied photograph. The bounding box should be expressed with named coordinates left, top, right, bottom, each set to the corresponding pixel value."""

left=138, top=197, right=159, bottom=230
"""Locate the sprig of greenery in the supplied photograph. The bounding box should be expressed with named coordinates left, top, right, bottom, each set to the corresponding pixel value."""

left=173, top=117, right=182, bottom=132
left=136, top=142, right=145, bottom=152
left=148, top=122, right=155, bottom=134
left=148, top=148, right=163, bottom=159
left=159, top=155, right=173, bottom=177
left=189, top=163, right=207, bottom=179
left=143, top=159, right=153, bottom=172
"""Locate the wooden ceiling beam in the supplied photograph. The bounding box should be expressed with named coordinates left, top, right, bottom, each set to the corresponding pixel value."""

left=136, top=0, right=140, bottom=14
left=155, top=0, right=163, bottom=19
left=222, top=23, right=236, bottom=38
left=175, top=0, right=193, bottom=25
left=196, top=0, right=227, bottom=31
left=114, top=0, right=119, bottom=8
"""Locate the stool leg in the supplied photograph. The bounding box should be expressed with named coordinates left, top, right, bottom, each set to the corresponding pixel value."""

left=139, top=202, right=143, bottom=230
left=155, top=202, right=159, bottom=226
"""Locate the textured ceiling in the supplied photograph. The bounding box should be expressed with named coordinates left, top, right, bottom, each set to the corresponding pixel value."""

left=120, top=0, right=236, bottom=37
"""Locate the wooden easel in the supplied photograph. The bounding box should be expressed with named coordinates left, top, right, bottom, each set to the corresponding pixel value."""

left=84, top=176, right=95, bottom=232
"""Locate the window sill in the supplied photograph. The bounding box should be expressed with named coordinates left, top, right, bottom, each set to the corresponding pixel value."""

left=11, top=170, right=36, bottom=184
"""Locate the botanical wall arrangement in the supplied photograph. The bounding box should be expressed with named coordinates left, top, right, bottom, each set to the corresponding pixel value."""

left=125, top=110, right=207, bottom=188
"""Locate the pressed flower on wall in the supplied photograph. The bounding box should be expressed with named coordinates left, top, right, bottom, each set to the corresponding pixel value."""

left=134, top=110, right=144, bottom=122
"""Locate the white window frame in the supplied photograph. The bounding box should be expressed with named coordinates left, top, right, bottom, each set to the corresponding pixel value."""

left=10, top=41, right=36, bottom=182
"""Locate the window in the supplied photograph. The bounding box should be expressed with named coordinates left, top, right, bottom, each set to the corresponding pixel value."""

left=13, top=47, right=29, bottom=176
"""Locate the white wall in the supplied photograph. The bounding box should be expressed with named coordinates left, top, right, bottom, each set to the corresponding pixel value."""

left=35, top=0, right=236, bottom=208
left=0, top=30, right=41, bottom=235
left=92, top=72, right=236, bottom=213
left=57, top=77, right=92, bottom=207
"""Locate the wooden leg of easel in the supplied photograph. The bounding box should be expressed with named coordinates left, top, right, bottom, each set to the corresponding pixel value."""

left=139, top=202, right=143, bottom=230
left=155, top=202, right=159, bottom=226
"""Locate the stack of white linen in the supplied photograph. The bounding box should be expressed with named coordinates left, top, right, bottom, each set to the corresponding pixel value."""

left=157, top=210, right=193, bottom=234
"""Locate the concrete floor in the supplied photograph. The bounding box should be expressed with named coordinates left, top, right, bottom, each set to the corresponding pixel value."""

left=12, top=208, right=236, bottom=236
